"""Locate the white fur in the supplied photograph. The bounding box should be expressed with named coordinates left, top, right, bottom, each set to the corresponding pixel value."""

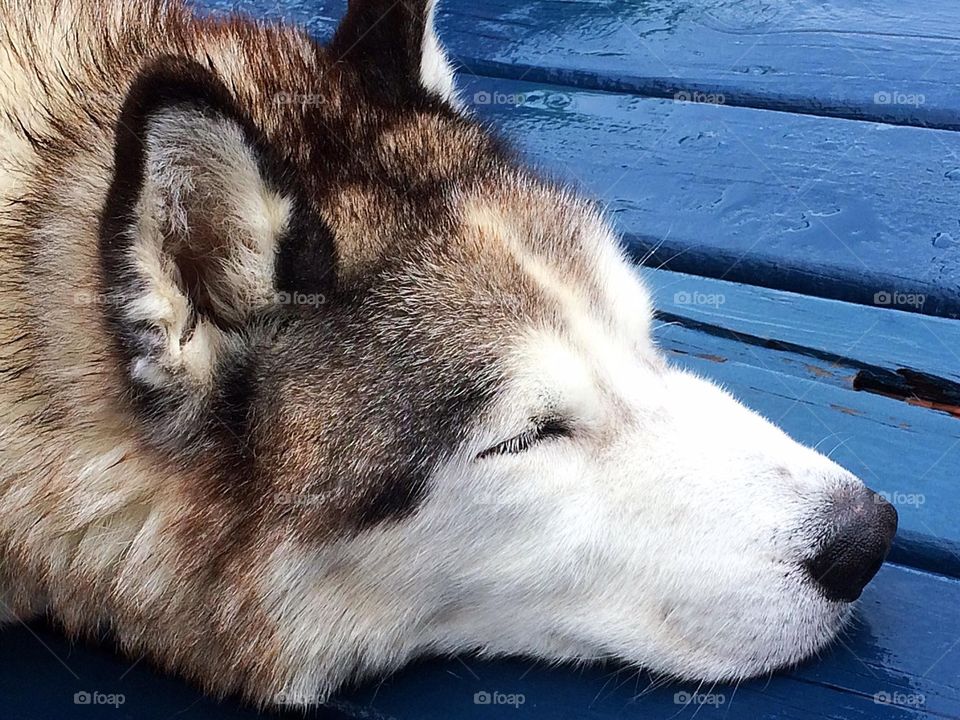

left=419, top=0, right=461, bottom=109
left=266, top=220, right=860, bottom=701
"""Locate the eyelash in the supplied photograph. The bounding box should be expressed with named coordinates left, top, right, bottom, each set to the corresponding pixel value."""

left=477, top=418, right=572, bottom=460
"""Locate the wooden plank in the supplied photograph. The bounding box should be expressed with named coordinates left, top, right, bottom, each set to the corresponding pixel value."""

left=640, top=269, right=960, bottom=577
left=195, top=0, right=960, bottom=131
left=0, top=622, right=361, bottom=719
left=190, top=2, right=960, bottom=317
left=794, top=564, right=960, bottom=720
left=436, top=0, right=960, bottom=131
left=195, top=0, right=341, bottom=37
left=644, top=267, right=960, bottom=392
left=7, top=563, right=952, bottom=719
left=458, top=74, right=960, bottom=318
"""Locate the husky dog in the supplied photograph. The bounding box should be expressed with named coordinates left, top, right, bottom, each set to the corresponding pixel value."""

left=0, top=0, right=897, bottom=707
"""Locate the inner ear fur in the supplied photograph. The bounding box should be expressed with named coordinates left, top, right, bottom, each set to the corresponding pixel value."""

left=98, top=55, right=335, bottom=441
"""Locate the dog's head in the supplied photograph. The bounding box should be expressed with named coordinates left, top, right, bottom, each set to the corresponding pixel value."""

left=98, top=0, right=897, bottom=703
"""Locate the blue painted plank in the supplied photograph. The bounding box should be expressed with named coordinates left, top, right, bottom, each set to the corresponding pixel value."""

left=644, top=268, right=960, bottom=387
left=435, top=0, right=960, bottom=131
left=189, top=2, right=960, bottom=317
left=638, top=269, right=960, bottom=577
left=193, top=0, right=960, bottom=131
left=2, top=563, right=956, bottom=719
left=458, top=75, right=960, bottom=318
left=193, top=0, right=341, bottom=37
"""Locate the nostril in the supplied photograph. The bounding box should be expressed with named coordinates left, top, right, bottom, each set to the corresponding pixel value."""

left=805, top=487, right=898, bottom=602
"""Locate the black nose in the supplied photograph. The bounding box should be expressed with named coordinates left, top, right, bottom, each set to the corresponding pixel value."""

left=805, top=486, right=898, bottom=602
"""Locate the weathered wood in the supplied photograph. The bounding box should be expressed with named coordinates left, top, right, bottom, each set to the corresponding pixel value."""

left=198, top=0, right=960, bottom=132
left=437, top=0, right=960, bottom=132
left=644, top=268, right=960, bottom=387
left=458, top=74, right=960, bottom=318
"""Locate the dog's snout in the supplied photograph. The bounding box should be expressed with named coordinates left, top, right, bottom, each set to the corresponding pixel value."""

left=805, top=486, right=898, bottom=602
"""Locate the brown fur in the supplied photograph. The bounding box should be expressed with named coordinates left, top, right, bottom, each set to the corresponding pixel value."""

left=0, top=0, right=615, bottom=704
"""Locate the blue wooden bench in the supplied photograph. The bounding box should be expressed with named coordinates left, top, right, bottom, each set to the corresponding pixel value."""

left=3, top=1, right=958, bottom=718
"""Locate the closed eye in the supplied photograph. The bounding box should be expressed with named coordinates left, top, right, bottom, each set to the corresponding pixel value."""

left=476, top=417, right=573, bottom=460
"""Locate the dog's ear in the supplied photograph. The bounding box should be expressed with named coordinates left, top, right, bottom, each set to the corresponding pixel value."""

left=329, top=0, right=460, bottom=108
left=99, top=56, right=335, bottom=441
